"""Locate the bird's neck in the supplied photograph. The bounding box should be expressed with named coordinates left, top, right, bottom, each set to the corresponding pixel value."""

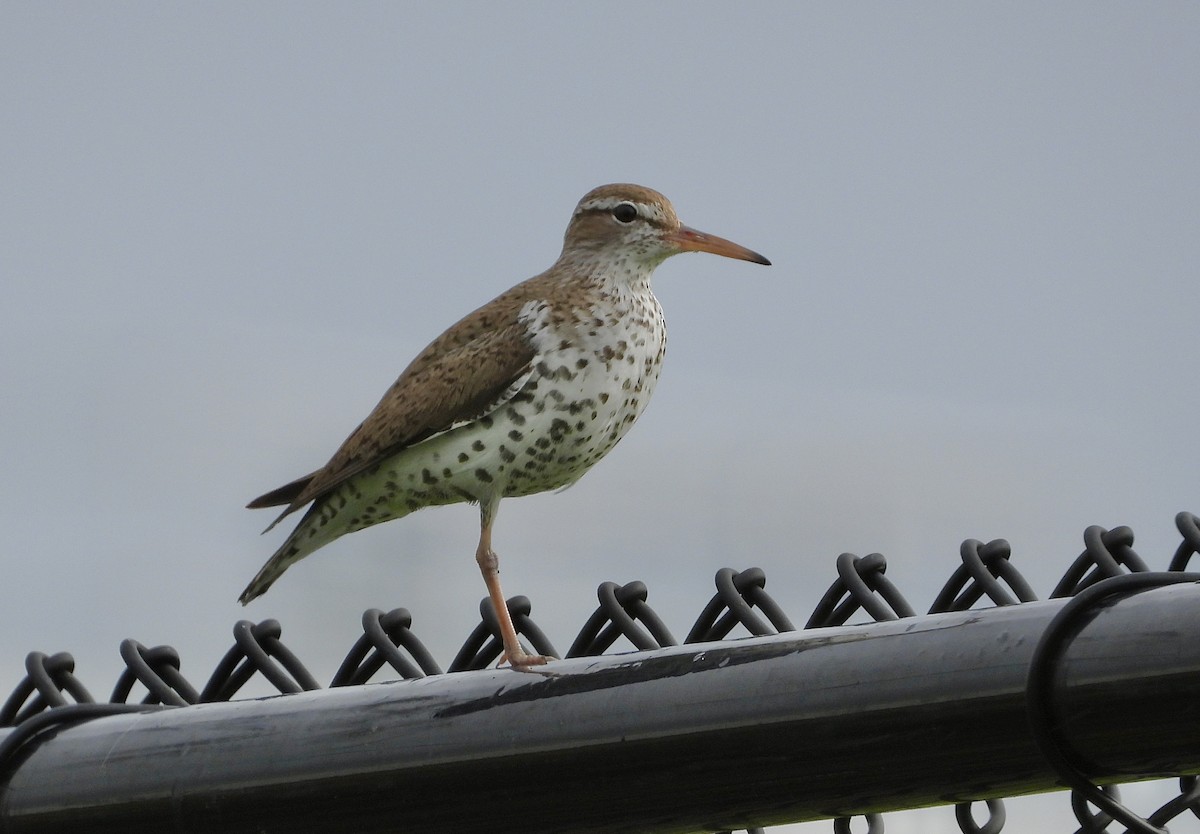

left=552, top=249, right=666, bottom=296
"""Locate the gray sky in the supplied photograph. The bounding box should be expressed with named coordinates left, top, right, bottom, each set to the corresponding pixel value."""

left=3, top=5, right=1198, bottom=832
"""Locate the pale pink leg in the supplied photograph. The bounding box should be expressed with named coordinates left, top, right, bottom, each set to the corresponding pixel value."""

left=475, top=503, right=549, bottom=669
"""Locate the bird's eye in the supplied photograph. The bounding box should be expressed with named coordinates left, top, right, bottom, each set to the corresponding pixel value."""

left=612, top=203, right=638, bottom=223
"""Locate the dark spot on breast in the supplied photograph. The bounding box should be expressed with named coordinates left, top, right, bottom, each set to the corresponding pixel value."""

left=422, top=469, right=437, bottom=485
left=508, top=429, right=524, bottom=441
left=472, top=440, right=485, bottom=452
left=458, top=452, right=470, bottom=463
left=549, top=418, right=570, bottom=441
left=576, top=358, right=589, bottom=369
left=475, top=468, right=494, bottom=483
left=498, top=445, right=516, bottom=463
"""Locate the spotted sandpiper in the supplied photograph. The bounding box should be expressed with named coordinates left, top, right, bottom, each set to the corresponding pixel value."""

left=240, top=183, right=770, bottom=667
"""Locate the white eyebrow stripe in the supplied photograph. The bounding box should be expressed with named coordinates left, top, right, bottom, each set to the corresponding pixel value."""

left=576, top=198, right=669, bottom=224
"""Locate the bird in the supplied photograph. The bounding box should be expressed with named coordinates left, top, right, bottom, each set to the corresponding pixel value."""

left=239, top=183, right=770, bottom=667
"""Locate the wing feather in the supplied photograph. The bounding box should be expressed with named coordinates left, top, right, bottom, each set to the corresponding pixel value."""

left=258, top=317, right=539, bottom=523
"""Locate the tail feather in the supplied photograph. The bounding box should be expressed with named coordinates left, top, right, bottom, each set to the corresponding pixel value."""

left=246, top=472, right=317, bottom=509
left=238, top=540, right=303, bottom=605
left=241, top=468, right=421, bottom=605
left=248, top=471, right=320, bottom=535
left=241, top=487, right=352, bottom=605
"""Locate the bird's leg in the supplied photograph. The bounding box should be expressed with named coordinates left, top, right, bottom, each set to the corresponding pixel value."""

left=476, top=506, right=549, bottom=669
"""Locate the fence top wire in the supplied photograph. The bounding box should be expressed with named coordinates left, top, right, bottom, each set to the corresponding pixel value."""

left=2, top=510, right=1199, bottom=834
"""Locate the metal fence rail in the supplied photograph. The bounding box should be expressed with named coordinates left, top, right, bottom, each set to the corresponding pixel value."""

left=2, top=512, right=1199, bottom=833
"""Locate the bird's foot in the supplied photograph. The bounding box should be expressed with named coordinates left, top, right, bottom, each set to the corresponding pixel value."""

left=498, top=649, right=552, bottom=671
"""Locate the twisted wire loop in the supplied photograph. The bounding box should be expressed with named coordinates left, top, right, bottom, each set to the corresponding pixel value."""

left=832, top=813, right=883, bottom=834
left=806, top=552, right=917, bottom=629
left=929, top=539, right=1027, bottom=834
left=1050, top=525, right=1150, bottom=598
left=1069, top=784, right=1125, bottom=834
left=929, top=538, right=1037, bottom=613
left=447, top=596, right=559, bottom=672
left=1063, top=745, right=1200, bottom=834
left=1027, top=571, right=1200, bottom=834
left=0, top=652, right=93, bottom=727
left=1169, top=511, right=1200, bottom=571
left=110, top=640, right=199, bottom=706
left=809, top=554, right=915, bottom=834
left=1067, top=782, right=1200, bottom=834
left=685, top=567, right=795, bottom=643
left=199, top=619, right=320, bottom=702
left=1156, top=776, right=1200, bottom=826
left=331, top=608, right=443, bottom=686
left=954, top=798, right=1005, bottom=834
left=566, top=580, right=678, bottom=657
left=0, top=652, right=169, bottom=791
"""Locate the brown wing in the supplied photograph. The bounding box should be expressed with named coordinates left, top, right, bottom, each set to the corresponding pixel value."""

left=253, top=317, right=538, bottom=524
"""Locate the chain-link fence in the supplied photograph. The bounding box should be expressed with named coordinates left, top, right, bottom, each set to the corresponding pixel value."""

left=2, top=512, right=1199, bottom=833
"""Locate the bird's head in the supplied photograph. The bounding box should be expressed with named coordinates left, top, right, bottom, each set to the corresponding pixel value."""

left=560, top=183, right=771, bottom=273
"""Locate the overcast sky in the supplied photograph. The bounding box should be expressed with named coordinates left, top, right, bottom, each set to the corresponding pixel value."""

left=3, top=5, right=1198, bottom=832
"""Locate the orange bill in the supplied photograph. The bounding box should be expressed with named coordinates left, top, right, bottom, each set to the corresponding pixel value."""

left=668, top=225, right=771, bottom=265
